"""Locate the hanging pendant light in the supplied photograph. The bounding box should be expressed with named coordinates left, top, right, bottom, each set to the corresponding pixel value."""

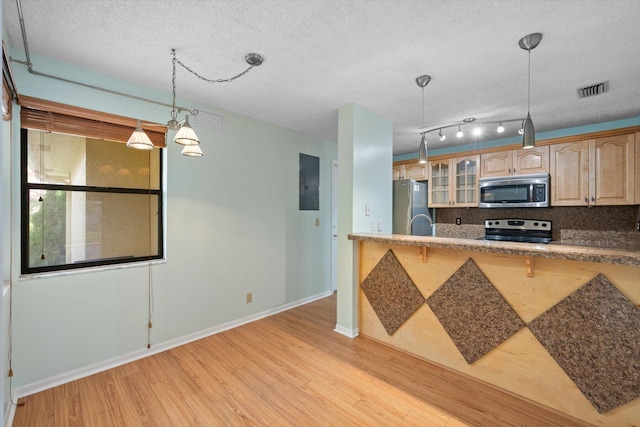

left=181, top=144, right=204, bottom=157
left=418, top=134, right=427, bottom=164
left=519, top=32, right=542, bottom=149
left=416, top=75, right=431, bottom=164
left=126, top=120, right=155, bottom=150
left=173, top=114, right=200, bottom=146
left=169, top=49, right=202, bottom=151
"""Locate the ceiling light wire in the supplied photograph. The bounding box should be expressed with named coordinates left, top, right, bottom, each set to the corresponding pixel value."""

left=172, top=51, right=263, bottom=85
left=415, top=75, right=431, bottom=164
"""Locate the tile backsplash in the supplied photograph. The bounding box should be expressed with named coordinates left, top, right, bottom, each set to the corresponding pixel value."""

left=435, top=205, right=639, bottom=242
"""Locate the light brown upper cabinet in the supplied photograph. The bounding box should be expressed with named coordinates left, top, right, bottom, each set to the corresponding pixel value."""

left=550, top=134, right=635, bottom=206
left=404, top=162, right=427, bottom=181
left=429, top=155, right=479, bottom=207
left=480, top=146, right=549, bottom=178
left=392, top=164, right=403, bottom=180
left=393, top=161, right=427, bottom=181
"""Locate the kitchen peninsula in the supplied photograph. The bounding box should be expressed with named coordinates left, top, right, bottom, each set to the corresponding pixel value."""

left=349, top=233, right=640, bottom=425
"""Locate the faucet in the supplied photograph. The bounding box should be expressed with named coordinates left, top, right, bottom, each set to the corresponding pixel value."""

left=409, top=213, right=433, bottom=234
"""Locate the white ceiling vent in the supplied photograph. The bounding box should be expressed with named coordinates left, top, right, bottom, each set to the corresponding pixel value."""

left=577, top=81, right=608, bottom=99
left=192, top=110, right=225, bottom=131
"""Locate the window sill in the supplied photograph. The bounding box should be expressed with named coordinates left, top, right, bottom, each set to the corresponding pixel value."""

left=19, top=258, right=167, bottom=281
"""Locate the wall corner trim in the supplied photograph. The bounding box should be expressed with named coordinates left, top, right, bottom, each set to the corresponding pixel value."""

left=334, top=324, right=359, bottom=338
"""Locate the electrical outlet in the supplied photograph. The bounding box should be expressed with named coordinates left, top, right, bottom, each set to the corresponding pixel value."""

left=456, top=218, right=462, bottom=225
left=315, top=218, right=320, bottom=227
left=378, top=219, right=383, bottom=231
left=246, top=292, right=253, bottom=303
left=365, top=204, right=371, bottom=216
left=637, top=221, right=640, bottom=232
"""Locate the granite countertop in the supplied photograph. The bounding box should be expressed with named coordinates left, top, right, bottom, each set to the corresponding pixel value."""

left=348, top=233, right=640, bottom=266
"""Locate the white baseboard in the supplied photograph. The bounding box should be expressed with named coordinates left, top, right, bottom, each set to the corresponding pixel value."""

left=13, top=290, right=333, bottom=399
left=5, top=396, right=16, bottom=427
left=334, top=324, right=359, bottom=338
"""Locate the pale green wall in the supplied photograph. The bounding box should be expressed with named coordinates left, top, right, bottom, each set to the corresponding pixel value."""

left=336, top=104, right=392, bottom=334
left=5, top=48, right=337, bottom=389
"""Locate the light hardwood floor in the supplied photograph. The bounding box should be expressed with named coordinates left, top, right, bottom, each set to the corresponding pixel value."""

left=12, top=293, right=590, bottom=426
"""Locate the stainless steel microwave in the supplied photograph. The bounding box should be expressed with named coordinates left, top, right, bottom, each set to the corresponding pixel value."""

left=479, top=173, right=549, bottom=208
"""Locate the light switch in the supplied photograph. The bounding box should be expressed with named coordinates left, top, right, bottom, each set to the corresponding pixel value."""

left=378, top=219, right=383, bottom=231
left=365, top=204, right=371, bottom=216
left=315, top=218, right=320, bottom=226
left=370, top=219, right=376, bottom=231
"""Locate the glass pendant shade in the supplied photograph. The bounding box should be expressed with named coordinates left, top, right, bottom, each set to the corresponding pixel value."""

left=126, top=120, right=155, bottom=150
left=173, top=115, right=200, bottom=146
left=522, top=114, right=535, bottom=149
left=181, top=144, right=204, bottom=157
left=418, top=135, right=427, bottom=164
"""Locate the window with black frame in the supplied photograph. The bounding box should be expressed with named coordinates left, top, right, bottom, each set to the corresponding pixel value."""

left=20, top=106, right=164, bottom=274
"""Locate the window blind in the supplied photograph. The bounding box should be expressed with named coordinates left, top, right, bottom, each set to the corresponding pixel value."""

left=19, top=96, right=167, bottom=147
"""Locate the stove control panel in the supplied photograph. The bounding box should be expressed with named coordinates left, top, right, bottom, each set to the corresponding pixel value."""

left=485, top=219, right=551, bottom=231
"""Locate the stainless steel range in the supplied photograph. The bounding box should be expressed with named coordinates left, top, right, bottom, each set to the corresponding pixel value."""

left=483, top=219, right=552, bottom=244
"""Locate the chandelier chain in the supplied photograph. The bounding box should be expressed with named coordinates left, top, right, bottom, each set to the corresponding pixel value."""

left=171, top=50, right=178, bottom=120
left=173, top=52, right=257, bottom=84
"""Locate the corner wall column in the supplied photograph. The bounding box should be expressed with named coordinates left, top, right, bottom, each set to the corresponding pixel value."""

left=335, top=104, right=393, bottom=337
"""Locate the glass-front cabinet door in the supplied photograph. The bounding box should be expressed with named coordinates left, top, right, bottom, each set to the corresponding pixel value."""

left=453, top=155, right=479, bottom=206
left=428, top=160, right=450, bottom=207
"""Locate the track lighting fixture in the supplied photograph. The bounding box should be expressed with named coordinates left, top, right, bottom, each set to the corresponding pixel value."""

left=472, top=127, right=482, bottom=136
left=438, top=129, right=446, bottom=141
left=497, top=123, right=505, bottom=133
left=416, top=75, right=432, bottom=164
left=456, top=126, right=463, bottom=138
left=519, top=32, right=542, bottom=149
left=519, top=120, right=525, bottom=134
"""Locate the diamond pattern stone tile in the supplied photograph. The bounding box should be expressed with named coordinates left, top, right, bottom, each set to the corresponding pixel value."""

left=427, top=258, right=525, bottom=364
left=528, top=274, right=640, bottom=413
left=360, top=250, right=425, bottom=335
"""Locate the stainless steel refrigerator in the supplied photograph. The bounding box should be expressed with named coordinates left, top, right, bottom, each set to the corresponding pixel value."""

left=392, top=179, right=433, bottom=236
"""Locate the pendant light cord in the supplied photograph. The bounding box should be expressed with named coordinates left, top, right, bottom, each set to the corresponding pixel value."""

left=421, top=86, right=425, bottom=132
left=147, top=151, right=154, bottom=349
left=527, top=48, right=531, bottom=116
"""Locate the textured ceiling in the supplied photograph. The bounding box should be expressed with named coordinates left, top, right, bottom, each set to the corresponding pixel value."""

left=3, top=0, right=640, bottom=155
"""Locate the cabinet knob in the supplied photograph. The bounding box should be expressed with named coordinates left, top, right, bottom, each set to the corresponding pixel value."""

left=508, top=168, right=511, bottom=174
left=591, top=196, right=595, bottom=203
left=513, top=168, right=516, bottom=174
left=584, top=196, right=588, bottom=203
